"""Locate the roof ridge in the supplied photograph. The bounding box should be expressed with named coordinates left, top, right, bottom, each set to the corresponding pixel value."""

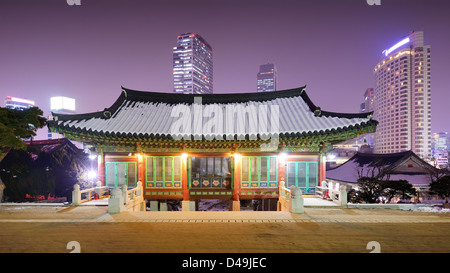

left=52, top=86, right=309, bottom=122
left=121, top=85, right=307, bottom=104
left=355, top=150, right=412, bottom=157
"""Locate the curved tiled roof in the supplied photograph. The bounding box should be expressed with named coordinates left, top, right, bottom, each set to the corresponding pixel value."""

left=48, top=86, right=377, bottom=140
left=326, top=151, right=438, bottom=186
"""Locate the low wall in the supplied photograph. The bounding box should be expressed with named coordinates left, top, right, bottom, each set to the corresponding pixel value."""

left=125, top=196, right=145, bottom=212
left=108, top=182, right=146, bottom=214
left=347, top=203, right=436, bottom=210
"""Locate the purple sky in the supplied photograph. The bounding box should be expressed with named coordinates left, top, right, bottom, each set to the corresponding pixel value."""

left=1, top=0, right=449, bottom=137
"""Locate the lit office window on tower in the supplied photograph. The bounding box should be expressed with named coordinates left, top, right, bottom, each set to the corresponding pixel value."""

left=173, top=33, right=213, bottom=94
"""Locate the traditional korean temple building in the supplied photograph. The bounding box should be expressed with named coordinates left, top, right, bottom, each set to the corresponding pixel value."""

left=326, top=150, right=444, bottom=202
left=47, top=86, right=377, bottom=210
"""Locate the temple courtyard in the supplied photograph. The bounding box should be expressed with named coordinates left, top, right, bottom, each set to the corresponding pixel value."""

left=0, top=204, right=449, bottom=253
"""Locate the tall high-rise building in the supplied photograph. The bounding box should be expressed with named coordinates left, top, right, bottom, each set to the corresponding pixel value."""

left=360, top=88, right=374, bottom=113
left=173, top=33, right=213, bottom=94
left=373, top=30, right=431, bottom=160
left=257, top=63, right=277, bottom=92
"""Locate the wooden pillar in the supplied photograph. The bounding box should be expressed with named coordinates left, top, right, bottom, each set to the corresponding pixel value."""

left=232, top=155, right=241, bottom=211
left=137, top=154, right=145, bottom=186
left=278, top=155, right=286, bottom=187
left=233, top=155, right=241, bottom=201
left=182, top=154, right=189, bottom=201
left=319, top=153, right=326, bottom=183
left=97, top=151, right=105, bottom=187
left=182, top=155, right=196, bottom=211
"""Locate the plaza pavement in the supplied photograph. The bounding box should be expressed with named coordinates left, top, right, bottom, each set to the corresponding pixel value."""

left=0, top=203, right=448, bottom=224
left=1, top=202, right=449, bottom=253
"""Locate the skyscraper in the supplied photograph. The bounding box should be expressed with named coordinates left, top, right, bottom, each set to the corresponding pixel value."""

left=360, top=88, right=374, bottom=113
left=173, top=33, right=213, bottom=94
left=257, top=63, right=277, bottom=92
left=373, top=31, right=431, bottom=160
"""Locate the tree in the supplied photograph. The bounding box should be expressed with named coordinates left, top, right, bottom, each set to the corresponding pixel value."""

left=0, top=149, right=33, bottom=202
left=0, top=107, right=46, bottom=202
left=355, top=157, right=389, bottom=181
left=356, top=176, right=384, bottom=203
left=36, top=148, right=89, bottom=201
left=429, top=175, right=450, bottom=204
left=0, top=106, right=46, bottom=158
left=382, top=180, right=416, bottom=203
left=347, top=188, right=363, bottom=204
left=0, top=139, right=91, bottom=202
left=429, top=167, right=450, bottom=184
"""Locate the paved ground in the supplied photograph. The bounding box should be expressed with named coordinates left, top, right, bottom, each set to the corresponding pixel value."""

left=0, top=205, right=449, bottom=253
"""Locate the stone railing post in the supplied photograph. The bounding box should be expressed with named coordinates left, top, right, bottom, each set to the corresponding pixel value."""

left=339, top=185, right=348, bottom=207
left=277, top=180, right=285, bottom=211
left=72, top=184, right=81, bottom=206
left=289, top=186, right=304, bottom=214
left=136, top=181, right=142, bottom=197
left=122, top=185, right=128, bottom=205
left=279, top=180, right=286, bottom=197
left=94, top=181, right=102, bottom=198
left=108, top=187, right=124, bottom=214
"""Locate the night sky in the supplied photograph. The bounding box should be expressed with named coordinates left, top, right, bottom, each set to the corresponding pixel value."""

left=1, top=0, right=449, bottom=139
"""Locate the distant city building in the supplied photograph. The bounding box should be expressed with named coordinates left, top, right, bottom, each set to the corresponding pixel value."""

left=173, top=33, right=213, bottom=94
left=326, top=134, right=374, bottom=169
left=48, top=96, right=76, bottom=141
left=4, top=96, right=35, bottom=110
left=50, top=96, right=75, bottom=114
left=431, top=132, right=449, bottom=168
left=257, top=63, right=277, bottom=92
left=373, top=30, right=431, bottom=160
left=433, top=150, right=448, bottom=169
left=432, top=132, right=449, bottom=152
left=360, top=88, right=374, bottom=113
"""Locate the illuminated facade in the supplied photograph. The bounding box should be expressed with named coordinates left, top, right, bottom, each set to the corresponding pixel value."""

left=48, top=96, right=76, bottom=140
left=4, top=96, right=35, bottom=110
left=257, top=63, right=277, bottom=92
left=173, top=33, right=213, bottom=94
left=50, top=96, right=75, bottom=113
left=432, top=132, right=449, bottom=168
left=48, top=86, right=376, bottom=210
left=373, top=31, right=431, bottom=160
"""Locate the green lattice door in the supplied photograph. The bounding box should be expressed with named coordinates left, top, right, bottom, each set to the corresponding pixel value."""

left=286, top=161, right=317, bottom=194
left=105, top=162, right=137, bottom=188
